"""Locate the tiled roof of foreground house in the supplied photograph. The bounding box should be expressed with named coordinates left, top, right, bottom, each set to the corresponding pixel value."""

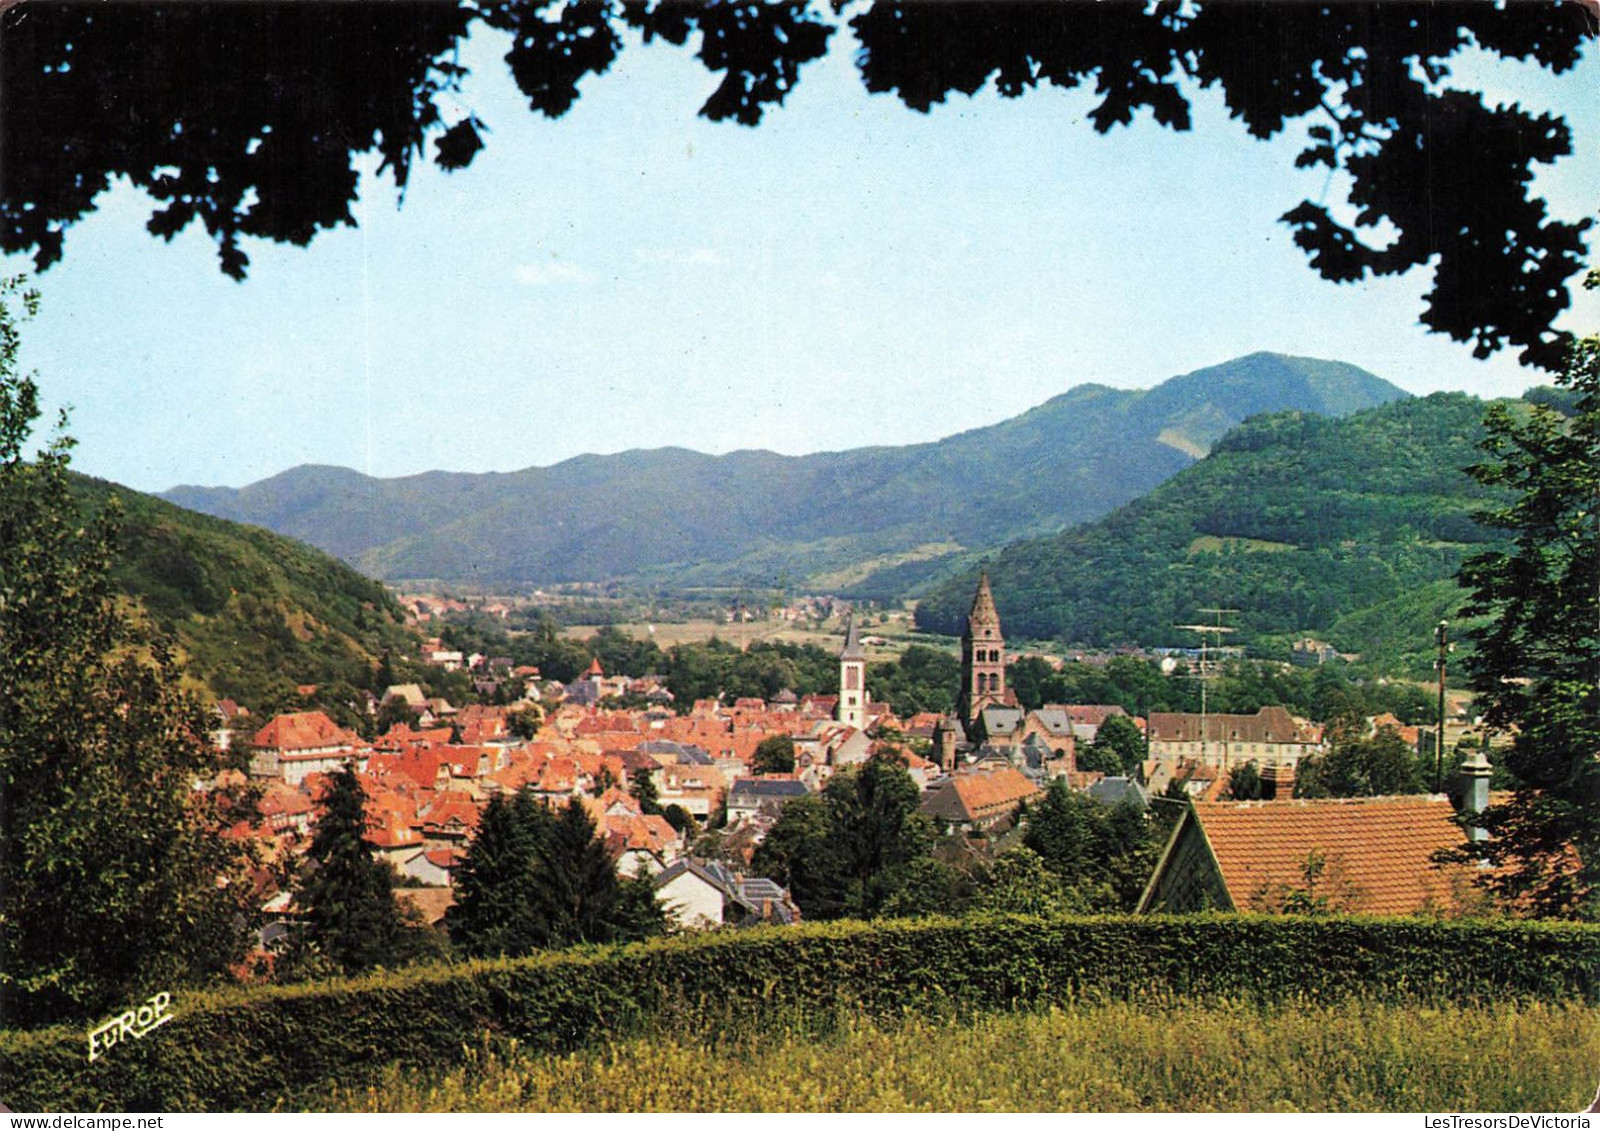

left=1140, top=796, right=1478, bottom=915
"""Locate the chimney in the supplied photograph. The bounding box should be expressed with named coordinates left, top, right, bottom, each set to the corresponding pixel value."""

left=1459, top=746, right=1492, bottom=843
left=1261, top=762, right=1295, bottom=801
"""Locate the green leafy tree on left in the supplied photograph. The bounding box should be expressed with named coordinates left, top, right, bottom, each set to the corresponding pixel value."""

left=0, top=277, right=254, bottom=1026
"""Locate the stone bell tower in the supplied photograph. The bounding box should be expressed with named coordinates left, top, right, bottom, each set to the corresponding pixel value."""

left=957, top=571, right=1007, bottom=736
left=836, top=614, right=868, bottom=730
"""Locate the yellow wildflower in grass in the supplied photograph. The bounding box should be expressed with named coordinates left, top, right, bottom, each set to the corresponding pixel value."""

left=301, top=996, right=1600, bottom=1113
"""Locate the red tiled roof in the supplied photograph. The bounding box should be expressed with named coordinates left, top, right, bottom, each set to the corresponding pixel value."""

left=1056, top=704, right=1127, bottom=726
left=1148, top=706, right=1314, bottom=745
left=1193, top=797, right=1475, bottom=915
left=253, top=711, right=360, bottom=753
left=923, top=766, right=1041, bottom=823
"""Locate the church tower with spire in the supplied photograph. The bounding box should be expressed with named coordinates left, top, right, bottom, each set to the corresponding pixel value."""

left=957, top=571, right=1008, bottom=734
left=836, top=614, right=868, bottom=730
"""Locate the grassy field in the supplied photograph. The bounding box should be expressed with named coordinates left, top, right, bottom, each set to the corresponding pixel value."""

left=561, top=613, right=951, bottom=658
left=304, top=997, right=1600, bottom=1113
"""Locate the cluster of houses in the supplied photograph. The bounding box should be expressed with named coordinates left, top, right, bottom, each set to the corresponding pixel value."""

left=221, top=575, right=1513, bottom=962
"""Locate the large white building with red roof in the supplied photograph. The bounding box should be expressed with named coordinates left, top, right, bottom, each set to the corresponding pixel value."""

left=250, top=710, right=365, bottom=784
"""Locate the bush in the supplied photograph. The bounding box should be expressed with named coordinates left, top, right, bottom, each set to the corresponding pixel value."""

left=4, top=914, right=1597, bottom=1111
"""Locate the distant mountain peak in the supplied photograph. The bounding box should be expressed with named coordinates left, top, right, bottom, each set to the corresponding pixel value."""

left=163, top=352, right=1408, bottom=592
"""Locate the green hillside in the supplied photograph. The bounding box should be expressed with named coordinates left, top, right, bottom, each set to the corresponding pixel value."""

left=164, top=353, right=1406, bottom=588
left=914, top=392, right=1513, bottom=670
left=72, top=473, right=414, bottom=713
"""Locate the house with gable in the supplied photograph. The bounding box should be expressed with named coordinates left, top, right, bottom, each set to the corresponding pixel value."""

left=250, top=710, right=365, bottom=784
left=652, top=859, right=801, bottom=930
left=1146, top=705, right=1321, bottom=773
left=1137, top=794, right=1488, bottom=915
left=920, top=764, right=1042, bottom=835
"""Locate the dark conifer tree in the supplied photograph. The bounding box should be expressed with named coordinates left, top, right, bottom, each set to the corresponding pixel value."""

left=298, top=764, right=410, bottom=972
left=446, top=792, right=542, bottom=957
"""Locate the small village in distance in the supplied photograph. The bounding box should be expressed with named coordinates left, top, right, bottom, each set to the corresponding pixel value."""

left=226, top=569, right=1496, bottom=962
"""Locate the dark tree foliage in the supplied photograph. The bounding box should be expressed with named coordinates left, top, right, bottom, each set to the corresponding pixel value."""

left=3, top=2, right=1591, bottom=369
left=662, top=638, right=834, bottom=706
left=1454, top=312, right=1600, bottom=918
left=446, top=791, right=547, bottom=958
left=529, top=797, right=664, bottom=947
left=876, top=855, right=973, bottom=919
left=448, top=792, right=662, bottom=954
left=866, top=645, right=960, bottom=717
left=297, top=764, right=413, bottom=973
left=585, top=625, right=665, bottom=678
left=749, top=794, right=848, bottom=920
left=0, top=279, right=253, bottom=1027
left=1021, top=779, right=1158, bottom=911
left=1226, top=760, right=1265, bottom=801
left=1087, top=713, right=1148, bottom=777
left=752, top=733, right=797, bottom=775
left=1005, top=655, right=1057, bottom=712
left=751, top=754, right=933, bottom=920
left=1293, top=730, right=1427, bottom=799
left=629, top=765, right=661, bottom=815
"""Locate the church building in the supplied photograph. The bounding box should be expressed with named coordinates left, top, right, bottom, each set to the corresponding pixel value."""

left=836, top=614, right=868, bottom=730
left=956, top=571, right=1016, bottom=739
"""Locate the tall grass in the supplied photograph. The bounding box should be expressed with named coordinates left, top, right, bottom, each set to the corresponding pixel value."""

left=305, top=996, right=1600, bottom=1113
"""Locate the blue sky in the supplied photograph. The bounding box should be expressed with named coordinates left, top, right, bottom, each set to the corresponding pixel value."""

left=10, top=19, right=1598, bottom=494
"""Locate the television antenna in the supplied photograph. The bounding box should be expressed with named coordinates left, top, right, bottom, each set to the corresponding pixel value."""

left=1174, top=608, right=1238, bottom=765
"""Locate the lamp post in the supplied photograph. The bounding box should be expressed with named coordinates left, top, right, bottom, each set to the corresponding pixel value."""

left=1434, top=620, right=1449, bottom=792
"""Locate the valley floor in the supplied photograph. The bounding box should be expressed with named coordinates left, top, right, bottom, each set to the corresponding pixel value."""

left=303, top=996, right=1599, bottom=1113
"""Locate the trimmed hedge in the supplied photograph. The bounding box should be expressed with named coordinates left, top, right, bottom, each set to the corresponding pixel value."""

left=4, top=913, right=1598, bottom=1112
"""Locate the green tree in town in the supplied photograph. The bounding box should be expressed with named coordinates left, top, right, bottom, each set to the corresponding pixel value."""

left=446, top=791, right=547, bottom=958
left=586, top=624, right=665, bottom=678
left=749, top=794, right=848, bottom=920
left=752, top=754, right=933, bottom=921
left=825, top=755, right=935, bottom=917
left=448, top=792, right=661, bottom=955
left=867, top=645, right=960, bottom=716
left=1022, top=779, right=1119, bottom=911
left=752, top=733, right=797, bottom=775
left=374, top=695, right=421, bottom=735
left=1086, top=713, right=1148, bottom=778
left=1455, top=305, right=1600, bottom=918
left=1022, top=779, right=1159, bottom=911
left=973, top=847, right=1076, bottom=917
left=528, top=797, right=663, bottom=947
left=1005, top=655, right=1058, bottom=712
left=877, top=856, right=973, bottom=920
left=296, top=764, right=413, bottom=973
left=0, top=279, right=253, bottom=1026
left=1226, top=760, right=1264, bottom=801
left=1293, top=730, right=1427, bottom=800
left=507, top=704, right=543, bottom=739
left=629, top=766, right=661, bottom=816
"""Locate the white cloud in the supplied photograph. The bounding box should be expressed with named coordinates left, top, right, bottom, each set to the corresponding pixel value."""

left=514, top=261, right=594, bottom=286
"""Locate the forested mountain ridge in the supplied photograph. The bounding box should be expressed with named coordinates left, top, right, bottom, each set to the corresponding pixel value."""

left=71, top=473, right=414, bottom=710
left=163, top=353, right=1405, bottom=589
left=913, top=392, right=1513, bottom=672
